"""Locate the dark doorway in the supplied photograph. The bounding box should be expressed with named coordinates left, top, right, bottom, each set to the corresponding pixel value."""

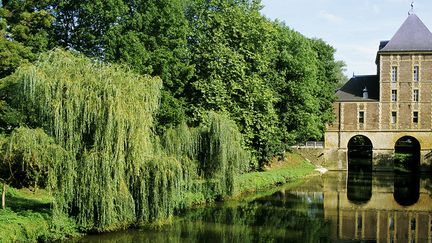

left=394, top=136, right=420, bottom=172
left=347, top=135, right=373, bottom=204
left=348, top=135, right=373, bottom=171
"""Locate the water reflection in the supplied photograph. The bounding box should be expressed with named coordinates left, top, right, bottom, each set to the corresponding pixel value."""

left=347, top=167, right=372, bottom=204
left=325, top=172, right=431, bottom=242
left=394, top=171, right=420, bottom=206
left=72, top=192, right=331, bottom=243
left=71, top=172, right=432, bottom=243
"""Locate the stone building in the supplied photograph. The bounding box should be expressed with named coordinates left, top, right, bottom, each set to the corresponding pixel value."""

left=325, top=13, right=432, bottom=171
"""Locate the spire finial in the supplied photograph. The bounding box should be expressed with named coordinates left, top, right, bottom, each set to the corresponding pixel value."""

left=409, top=1, right=415, bottom=15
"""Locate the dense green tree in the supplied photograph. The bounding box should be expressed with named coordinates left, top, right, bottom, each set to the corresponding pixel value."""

left=0, top=0, right=54, bottom=78
left=0, top=1, right=56, bottom=135
left=185, top=0, right=282, bottom=162
left=51, top=0, right=193, bottom=128
left=0, top=127, right=67, bottom=209
left=0, top=0, right=345, bottom=166
left=310, top=38, right=346, bottom=135
left=3, top=49, right=252, bottom=231
left=265, top=23, right=319, bottom=144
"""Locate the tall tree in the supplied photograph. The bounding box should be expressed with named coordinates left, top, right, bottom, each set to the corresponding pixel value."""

left=310, top=38, right=346, bottom=135
left=51, top=0, right=193, bottom=128
left=0, top=0, right=54, bottom=78
left=185, top=0, right=282, bottom=162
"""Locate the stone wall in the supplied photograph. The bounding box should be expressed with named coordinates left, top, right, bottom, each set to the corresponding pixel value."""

left=292, top=148, right=325, bottom=166
left=325, top=130, right=432, bottom=171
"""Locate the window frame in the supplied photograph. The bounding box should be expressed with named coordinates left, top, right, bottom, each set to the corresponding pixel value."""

left=359, top=111, right=365, bottom=124
left=391, top=111, right=397, bottom=124
left=391, top=90, right=397, bottom=102
left=413, top=65, right=419, bottom=81
left=413, top=89, right=419, bottom=102
left=413, top=111, right=419, bottom=123
left=391, top=66, right=398, bottom=82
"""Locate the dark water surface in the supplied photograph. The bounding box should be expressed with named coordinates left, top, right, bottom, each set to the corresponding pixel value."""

left=70, top=171, right=432, bottom=243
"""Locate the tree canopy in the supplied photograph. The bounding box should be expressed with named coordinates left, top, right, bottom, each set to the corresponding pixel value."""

left=1, top=0, right=345, bottom=163
left=0, top=0, right=346, bottom=232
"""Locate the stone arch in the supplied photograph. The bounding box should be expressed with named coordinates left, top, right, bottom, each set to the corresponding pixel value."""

left=347, top=135, right=373, bottom=204
left=394, top=136, right=420, bottom=172
left=347, top=135, right=373, bottom=170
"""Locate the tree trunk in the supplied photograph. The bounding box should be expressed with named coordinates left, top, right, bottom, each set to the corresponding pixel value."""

left=1, top=183, right=6, bottom=210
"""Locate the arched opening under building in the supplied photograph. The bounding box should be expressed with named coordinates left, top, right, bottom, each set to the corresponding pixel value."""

left=347, top=135, right=373, bottom=171
left=347, top=135, right=373, bottom=204
left=393, top=136, right=421, bottom=206
left=394, top=136, right=420, bottom=172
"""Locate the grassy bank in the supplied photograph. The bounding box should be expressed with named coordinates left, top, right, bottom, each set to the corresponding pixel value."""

left=233, top=152, right=316, bottom=197
left=0, top=187, right=78, bottom=242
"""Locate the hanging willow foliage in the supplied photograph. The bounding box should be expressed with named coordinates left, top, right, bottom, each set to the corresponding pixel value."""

left=162, top=112, right=252, bottom=197
left=8, top=49, right=192, bottom=231
left=4, top=49, right=253, bottom=232
left=0, top=127, right=71, bottom=190
left=199, top=112, right=252, bottom=195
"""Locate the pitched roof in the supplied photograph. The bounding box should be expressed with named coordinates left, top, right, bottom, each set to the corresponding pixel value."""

left=380, top=14, right=432, bottom=52
left=336, top=75, right=379, bottom=102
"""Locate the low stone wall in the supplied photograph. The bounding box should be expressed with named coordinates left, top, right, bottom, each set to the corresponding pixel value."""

left=292, top=148, right=325, bottom=166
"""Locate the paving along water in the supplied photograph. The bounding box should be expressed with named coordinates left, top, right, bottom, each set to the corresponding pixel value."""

left=70, top=170, right=432, bottom=242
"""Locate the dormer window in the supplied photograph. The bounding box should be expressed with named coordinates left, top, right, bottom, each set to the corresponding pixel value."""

left=413, top=65, right=419, bottom=81
left=391, top=66, right=398, bottom=82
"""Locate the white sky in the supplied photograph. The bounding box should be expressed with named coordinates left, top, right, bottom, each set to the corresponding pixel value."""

left=260, top=0, right=432, bottom=77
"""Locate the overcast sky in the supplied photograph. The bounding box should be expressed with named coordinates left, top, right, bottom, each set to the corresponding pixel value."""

left=260, top=0, right=432, bottom=77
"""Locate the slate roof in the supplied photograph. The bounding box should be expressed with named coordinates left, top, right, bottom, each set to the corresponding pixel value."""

left=336, top=75, right=379, bottom=102
left=380, top=14, right=432, bottom=52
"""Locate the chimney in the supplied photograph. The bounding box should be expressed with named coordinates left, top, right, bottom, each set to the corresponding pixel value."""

left=363, top=87, right=369, bottom=99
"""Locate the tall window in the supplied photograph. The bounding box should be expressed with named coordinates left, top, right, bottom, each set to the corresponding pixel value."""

left=391, top=111, right=397, bottom=124
left=413, top=89, right=419, bottom=102
left=359, top=111, right=364, bottom=124
left=391, top=66, right=398, bottom=82
left=391, top=90, right=397, bottom=102
left=413, top=111, right=419, bottom=123
left=414, top=65, right=419, bottom=81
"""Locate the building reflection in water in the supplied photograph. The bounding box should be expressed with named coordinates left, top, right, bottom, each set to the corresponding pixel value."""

left=324, top=169, right=431, bottom=242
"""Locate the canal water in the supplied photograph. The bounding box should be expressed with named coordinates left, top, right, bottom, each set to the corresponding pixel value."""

left=71, top=171, right=432, bottom=242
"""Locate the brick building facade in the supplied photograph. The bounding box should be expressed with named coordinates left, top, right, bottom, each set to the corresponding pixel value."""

left=325, top=13, right=432, bottom=171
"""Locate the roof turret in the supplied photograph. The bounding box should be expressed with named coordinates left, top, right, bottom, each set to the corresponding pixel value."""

left=379, top=14, right=432, bottom=52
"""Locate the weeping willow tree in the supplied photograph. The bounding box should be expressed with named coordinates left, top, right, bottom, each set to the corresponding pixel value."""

left=3, top=49, right=253, bottom=232
left=0, top=127, right=71, bottom=210
left=6, top=49, right=192, bottom=231
left=162, top=112, right=252, bottom=197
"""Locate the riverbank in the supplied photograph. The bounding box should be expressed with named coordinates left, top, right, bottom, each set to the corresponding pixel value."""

left=233, top=152, right=316, bottom=197
left=0, top=151, right=316, bottom=242
left=0, top=187, right=78, bottom=242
